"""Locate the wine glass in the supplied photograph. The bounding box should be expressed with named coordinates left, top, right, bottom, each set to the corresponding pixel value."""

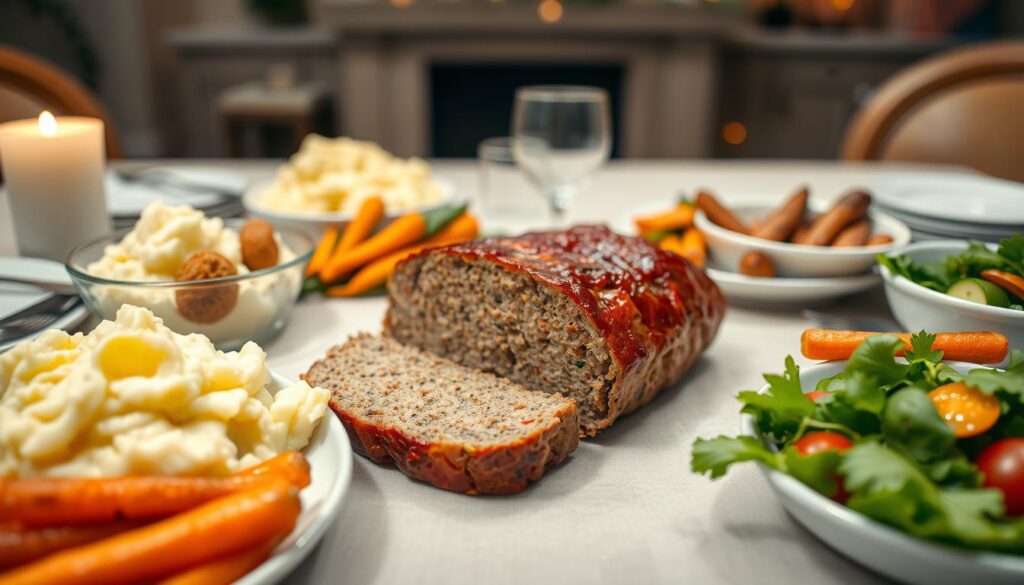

left=511, top=86, right=611, bottom=225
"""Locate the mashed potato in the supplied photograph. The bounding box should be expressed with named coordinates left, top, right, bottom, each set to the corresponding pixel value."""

left=85, top=201, right=300, bottom=346
left=0, top=305, right=329, bottom=478
left=256, top=134, right=444, bottom=214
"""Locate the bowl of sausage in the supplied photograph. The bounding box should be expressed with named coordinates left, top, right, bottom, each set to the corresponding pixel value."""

left=692, top=187, right=911, bottom=278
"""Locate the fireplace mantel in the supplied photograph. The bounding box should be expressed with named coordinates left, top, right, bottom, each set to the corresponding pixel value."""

left=314, top=2, right=737, bottom=158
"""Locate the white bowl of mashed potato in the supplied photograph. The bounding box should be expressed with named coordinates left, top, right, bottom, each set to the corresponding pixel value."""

left=243, top=135, right=456, bottom=235
left=0, top=304, right=330, bottom=479
left=66, top=201, right=313, bottom=350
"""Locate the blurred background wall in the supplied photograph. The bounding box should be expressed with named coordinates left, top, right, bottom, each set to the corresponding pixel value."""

left=2, top=0, right=1021, bottom=160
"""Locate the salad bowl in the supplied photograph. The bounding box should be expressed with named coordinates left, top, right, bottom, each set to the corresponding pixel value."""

left=740, top=360, right=1024, bottom=585
left=879, top=240, right=1024, bottom=352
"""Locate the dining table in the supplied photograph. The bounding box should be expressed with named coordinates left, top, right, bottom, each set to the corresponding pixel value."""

left=0, top=158, right=962, bottom=585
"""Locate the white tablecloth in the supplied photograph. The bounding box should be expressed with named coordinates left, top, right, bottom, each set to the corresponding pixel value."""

left=2, top=159, right=958, bottom=584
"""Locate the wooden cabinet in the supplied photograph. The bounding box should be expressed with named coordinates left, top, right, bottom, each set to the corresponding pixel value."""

left=715, top=33, right=957, bottom=159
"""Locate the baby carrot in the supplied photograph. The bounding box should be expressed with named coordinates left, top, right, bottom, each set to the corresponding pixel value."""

left=635, top=204, right=695, bottom=235
left=337, top=196, right=385, bottom=255
left=234, top=452, right=311, bottom=489
left=0, top=470, right=294, bottom=527
left=320, top=213, right=427, bottom=284
left=678, top=228, right=706, bottom=268
left=156, top=536, right=281, bottom=585
left=800, top=329, right=1008, bottom=364
left=0, top=481, right=300, bottom=585
left=0, top=522, right=145, bottom=570
left=981, top=269, right=1024, bottom=300
left=327, top=213, right=479, bottom=297
left=306, top=227, right=340, bottom=277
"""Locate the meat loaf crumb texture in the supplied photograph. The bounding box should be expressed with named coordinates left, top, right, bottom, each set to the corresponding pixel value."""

left=303, top=333, right=579, bottom=495
left=385, top=225, right=725, bottom=436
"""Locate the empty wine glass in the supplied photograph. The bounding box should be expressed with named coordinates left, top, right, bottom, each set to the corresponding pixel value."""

left=512, top=86, right=611, bottom=225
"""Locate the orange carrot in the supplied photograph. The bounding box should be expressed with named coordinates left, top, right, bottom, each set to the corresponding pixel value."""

left=677, top=228, right=706, bottom=268
left=234, top=452, right=311, bottom=489
left=0, top=481, right=299, bottom=585
left=156, top=536, right=280, bottom=585
left=337, top=196, right=385, bottom=255
left=0, top=522, right=145, bottom=570
left=981, top=269, right=1024, bottom=300
left=305, top=227, right=340, bottom=277
left=320, top=213, right=427, bottom=284
left=635, top=204, right=695, bottom=235
left=327, top=214, right=479, bottom=297
left=800, top=329, right=1009, bottom=364
left=0, top=470, right=296, bottom=527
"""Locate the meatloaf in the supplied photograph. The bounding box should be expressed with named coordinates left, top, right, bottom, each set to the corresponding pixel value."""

left=303, top=334, right=579, bottom=495
left=385, top=224, right=726, bottom=436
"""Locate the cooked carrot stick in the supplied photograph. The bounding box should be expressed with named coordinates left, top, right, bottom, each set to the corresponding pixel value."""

left=234, top=452, right=311, bottom=489
left=738, top=251, right=775, bottom=277
left=635, top=204, right=695, bottom=235
left=800, top=329, right=1009, bottom=364
left=0, top=481, right=300, bottom=585
left=0, top=469, right=295, bottom=527
left=867, top=233, right=893, bottom=246
left=678, top=228, right=705, bottom=268
left=832, top=218, right=871, bottom=247
left=320, top=213, right=427, bottom=284
left=337, top=196, right=385, bottom=255
left=794, top=190, right=871, bottom=246
left=326, top=214, right=479, bottom=297
left=305, top=227, right=340, bottom=277
left=156, top=536, right=280, bottom=585
left=696, top=190, right=748, bottom=234
left=981, top=270, right=1024, bottom=300
left=0, top=522, right=145, bottom=570
left=751, top=186, right=808, bottom=242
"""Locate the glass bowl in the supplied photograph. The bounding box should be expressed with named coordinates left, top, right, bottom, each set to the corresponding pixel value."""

left=66, top=220, right=314, bottom=350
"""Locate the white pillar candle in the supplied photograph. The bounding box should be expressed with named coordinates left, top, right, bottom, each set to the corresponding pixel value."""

left=0, top=112, right=110, bottom=261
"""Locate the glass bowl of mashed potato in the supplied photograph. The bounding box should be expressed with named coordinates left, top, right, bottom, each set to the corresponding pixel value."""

left=66, top=202, right=313, bottom=350
left=242, top=134, right=455, bottom=235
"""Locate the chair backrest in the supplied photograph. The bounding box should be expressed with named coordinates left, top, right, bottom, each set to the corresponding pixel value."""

left=841, top=41, right=1024, bottom=182
left=0, top=44, right=122, bottom=158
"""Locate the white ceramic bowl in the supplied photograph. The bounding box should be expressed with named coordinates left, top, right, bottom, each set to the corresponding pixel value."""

left=742, top=360, right=1024, bottom=585
left=242, top=177, right=460, bottom=237
left=879, top=240, right=1024, bottom=351
left=694, top=200, right=911, bottom=278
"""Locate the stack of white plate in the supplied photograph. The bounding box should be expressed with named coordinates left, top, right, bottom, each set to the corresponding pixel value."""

left=868, top=173, right=1024, bottom=243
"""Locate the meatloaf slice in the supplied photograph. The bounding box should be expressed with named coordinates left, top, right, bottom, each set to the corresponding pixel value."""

left=385, top=225, right=725, bottom=436
left=303, top=333, right=579, bottom=495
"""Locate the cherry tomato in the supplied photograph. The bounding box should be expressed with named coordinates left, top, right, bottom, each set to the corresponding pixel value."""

left=793, top=431, right=853, bottom=503
left=794, top=431, right=853, bottom=455
left=806, top=390, right=831, bottom=402
left=928, top=382, right=1001, bottom=438
left=976, top=438, right=1024, bottom=516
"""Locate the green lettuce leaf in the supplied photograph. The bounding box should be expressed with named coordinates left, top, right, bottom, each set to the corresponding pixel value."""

left=737, top=356, right=814, bottom=443
left=690, top=436, right=779, bottom=479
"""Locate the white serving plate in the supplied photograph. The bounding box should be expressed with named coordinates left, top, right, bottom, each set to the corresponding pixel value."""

left=869, top=173, right=1024, bottom=227
left=239, top=372, right=352, bottom=585
left=879, top=240, right=1024, bottom=351
left=706, top=267, right=879, bottom=306
left=106, top=167, right=247, bottom=218
left=741, top=360, right=1024, bottom=585
left=693, top=199, right=910, bottom=278
left=242, top=177, right=459, bottom=237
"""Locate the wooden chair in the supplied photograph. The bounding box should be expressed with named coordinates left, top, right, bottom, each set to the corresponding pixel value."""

left=841, top=41, right=1024, bottom=182
left=0, top=44, right=122, bottom=158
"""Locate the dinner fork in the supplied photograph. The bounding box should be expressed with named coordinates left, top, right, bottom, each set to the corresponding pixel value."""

left=0, top=295, right=81, bottom=343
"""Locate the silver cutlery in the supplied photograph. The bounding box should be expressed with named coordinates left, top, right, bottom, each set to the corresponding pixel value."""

left=0, top=294, right=80, bottom=335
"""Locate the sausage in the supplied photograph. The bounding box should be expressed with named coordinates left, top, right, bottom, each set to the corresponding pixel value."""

left=696, top=190, right=748, bottom=234
left=738, top=251, right=775, bottom=277
left=750, top=186, right=808, bottom=242
left=832, top=219, right=871, bottom=247
left=795, top=190, right=871, bottom=246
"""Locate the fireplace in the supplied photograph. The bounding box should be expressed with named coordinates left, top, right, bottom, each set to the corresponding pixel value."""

left=429, top=63, right=624, bottom=158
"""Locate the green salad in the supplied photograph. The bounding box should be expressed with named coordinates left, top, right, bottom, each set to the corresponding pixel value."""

left=878, top=234, right=1024, bottom=310
left=691, top=332, right=1024, bottom=554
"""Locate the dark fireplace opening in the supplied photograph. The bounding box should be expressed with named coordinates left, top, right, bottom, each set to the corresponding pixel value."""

left=430, top=63, right=624, bottom=159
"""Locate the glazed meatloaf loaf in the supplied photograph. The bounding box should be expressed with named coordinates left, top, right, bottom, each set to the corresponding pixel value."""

left=304, top=334, right=579, bottom=495
left=385, top=224, right=726, bottom=436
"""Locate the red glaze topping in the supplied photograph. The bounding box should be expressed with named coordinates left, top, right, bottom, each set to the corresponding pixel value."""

left=435, top=225, right=721, bottom=371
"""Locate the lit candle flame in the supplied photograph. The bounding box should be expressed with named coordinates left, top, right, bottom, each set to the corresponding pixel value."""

left=38, top=111, right=58, bottom=137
